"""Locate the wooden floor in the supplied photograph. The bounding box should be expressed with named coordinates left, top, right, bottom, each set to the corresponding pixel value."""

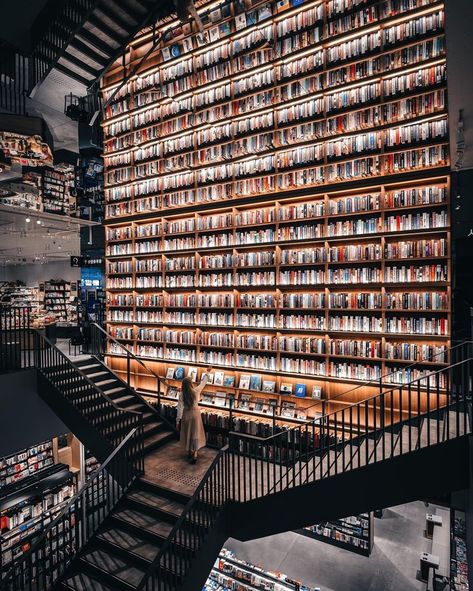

left=144, top=441, right=218, bottom=496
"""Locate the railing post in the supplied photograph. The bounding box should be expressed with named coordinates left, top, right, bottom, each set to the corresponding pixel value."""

left=127, top=352, right=131, bottom=386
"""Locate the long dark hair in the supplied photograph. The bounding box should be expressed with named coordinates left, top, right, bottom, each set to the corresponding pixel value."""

left=181, top=377, right=195, bottom=408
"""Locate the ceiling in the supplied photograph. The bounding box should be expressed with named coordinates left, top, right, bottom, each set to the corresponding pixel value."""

left=0, top=204, right=98, bottom=265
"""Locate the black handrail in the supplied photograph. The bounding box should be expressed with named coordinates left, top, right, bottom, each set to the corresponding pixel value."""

left=137, top=447, right=229, bottom=591
left=36, top=330, right=142, bottom=438
left=0, top=426, right=143, bottom=591
left=89, top=322, right=177, bottom=431
left=229, top=356, right=473, bottom=499
left=301, top=339, right=473, bottom=420
left=136, top=353, right=472, bottom=589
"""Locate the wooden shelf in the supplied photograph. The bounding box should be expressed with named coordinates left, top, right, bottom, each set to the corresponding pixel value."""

left=102, top=0, right=451, bottom=406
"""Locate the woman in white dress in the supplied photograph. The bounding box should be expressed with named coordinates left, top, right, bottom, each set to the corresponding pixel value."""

left=164, top=369, right=211, bottom=464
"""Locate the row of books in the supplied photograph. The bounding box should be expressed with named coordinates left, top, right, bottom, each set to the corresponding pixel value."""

left=105, top=115, right=447, bottom=180
left=107, top=290, right=448, bottom=310
left=107, top=312, right=449, bottom=335
left=114, top=7, right=442, bottom=111
left=105, top=147, right=449, bottom=209
left=108, top=265, right=447, bottom=287
left=104, top=59, right=446, bottom=146
left=108, top=231, right=448, bottom=263
left=104, top=45, right=445, bottom=150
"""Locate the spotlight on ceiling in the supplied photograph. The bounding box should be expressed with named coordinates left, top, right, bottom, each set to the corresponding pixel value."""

left=36, top=220, right=41, bottom=225
left=25, top=217, right=31, bottom=223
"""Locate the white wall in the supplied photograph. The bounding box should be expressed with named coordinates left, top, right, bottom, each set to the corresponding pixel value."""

left=0, top=260, right=80, bottom=285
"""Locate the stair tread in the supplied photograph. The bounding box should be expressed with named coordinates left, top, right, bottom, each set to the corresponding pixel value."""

left=113, top=507, right=174, bottom=538
left=103, top=386, right=127, bottom=395
left=144, top=430, right=174, bottom=447
left=127, top=489, right=185, bottom=516
left=98, top=526, right=159, bottom=561
left=62, top=571, right=115, bottom=591
left=82, top=547, right=146, bottom=587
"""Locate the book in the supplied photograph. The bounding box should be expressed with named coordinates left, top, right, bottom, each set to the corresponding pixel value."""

left=215, top=391, right=227, bottom=406
left=214, top=371, right=225, bottom=386
left=294, top=383, right=307, bottom=398
left=170, top=44, right=181, bottom=58
left=281, top=401, right=296, bottom=418
left=161, top=47, right=171, bottom=61
left=203, top=372, right=214, bottom=384
left=174, top=366, right=185, bottom=380
left=312, top=386, right=322, bottom=399
left=249, top=375, right=262, bottom=391
left=276, top=0, right=289, bottom=11
left=235, top=13, right=246, bottom=30
left=238, top=394, right=251, bottom=409
left=182, top=37, right=193, bottom=53
left=209, top=26, right=220, bottom=42
left=239, top=374, right=251, bottom=389
left=187, top=368, right=198, bottom=382
left=262, top=380, right=276, bottom=393
left=280, top=382, right=293, bottom=395
left=254, top=398, right=264, bottom=411
left=166, top=367, right=175, bottom=379
left=246, top=10, right=257, bottom=25
left=209, top=7, right=221, bottom=21
left=223, top=375, right=235, bottom=387
left=258, top=4, right=272, bottom=20
left=220, top=22, right=231, bottom=36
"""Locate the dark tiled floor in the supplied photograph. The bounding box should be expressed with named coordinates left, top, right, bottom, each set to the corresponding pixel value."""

left=144, top=442, right=217, bottom=496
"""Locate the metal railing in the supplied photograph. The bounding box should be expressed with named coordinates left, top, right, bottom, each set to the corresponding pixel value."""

left=30, top=0, right=98, bottom=90
left=0, top=308, right=34, bottom=373
left=35, top=331, right=143, bottom=448
left=136, top=350, right=472, bottom=589
left=89, top=322, right=176, bottom=431
left=0, top=427, right=143, bottom=591
left=228, top=354, right=473, bottom=501
left=300, top=340, right=473, bottom=420
left=138, top=450, right=230, bottom=591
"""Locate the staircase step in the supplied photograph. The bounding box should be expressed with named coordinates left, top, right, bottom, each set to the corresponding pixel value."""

left=96, top=525, right=159, bottom=564
left=80, top=547, right=146, bottom=590
left=103, top=386, right=128, bottom=397
left=138, top=480, right=191, bottom=506
left=61, top=571, right=115, bottom=591
left=125, top=488, right=185, bottom=522
left=144, top=430, right=175, bottom=453
left=112, top=507, right=174, bottom=542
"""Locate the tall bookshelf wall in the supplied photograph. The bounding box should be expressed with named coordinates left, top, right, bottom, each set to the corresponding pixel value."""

left=102, top=0, right=451, bottom=417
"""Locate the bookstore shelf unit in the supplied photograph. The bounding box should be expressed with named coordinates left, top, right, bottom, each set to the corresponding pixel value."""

left=102, top=0, right=452, bottom=424
left=0, top=440, right=75, bottom=569
left=205, top=548, right=319, bottom=591
left=297, top=512, right=374, bottom=556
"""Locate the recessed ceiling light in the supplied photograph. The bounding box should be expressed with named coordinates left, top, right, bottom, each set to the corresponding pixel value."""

left=25, top=217, right=31, bottom=223
left=36, top=220, right=41, bottom=225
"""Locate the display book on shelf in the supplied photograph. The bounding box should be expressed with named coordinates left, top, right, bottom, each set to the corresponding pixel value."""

left=0, top=284, right=41, bottom=315
left=451, top=510, right=469, bottom=591
left=42, top=165, right=77, bottom=216
left=102, top=0, right=451, bottom=413
left=296, top=512, right=374, bottom=556
left=0, top=440, right=75, bottom=568
left=205, top=548, right=320, bottom=591
left=40, top=280, right=79, bottom=325
left=135, top=362, right=325, bottom=447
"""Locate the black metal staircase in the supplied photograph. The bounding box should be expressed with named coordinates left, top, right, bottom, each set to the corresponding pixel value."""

left=30, top=0, right=167, bottom=90
left=1, top=340, right=472, bottom=591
